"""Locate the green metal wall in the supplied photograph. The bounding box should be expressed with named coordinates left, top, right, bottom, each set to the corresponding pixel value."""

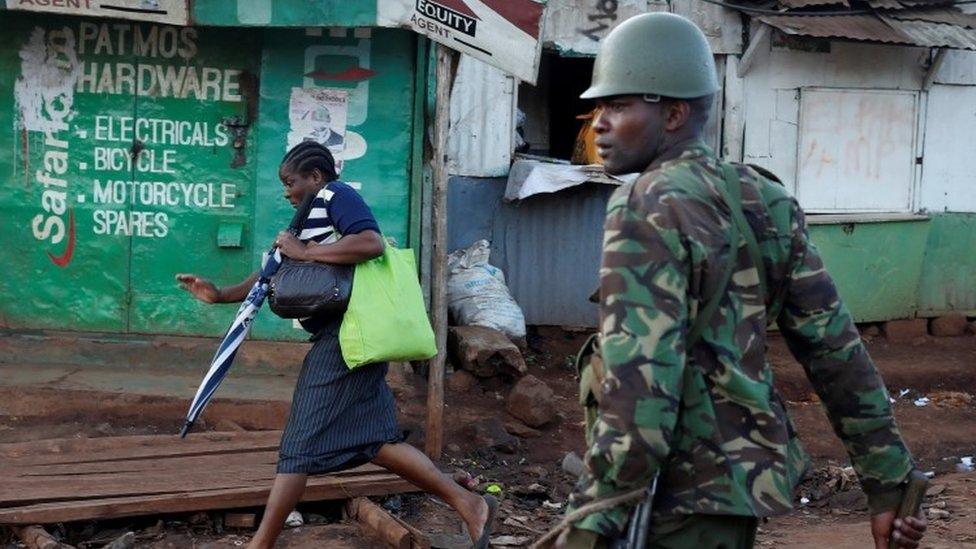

left=0, top=12, right=421, bottom=340
left=809, top=214, right=976, bottom=321
left=808, top=219, right=931, bottom=323
left=0, top=13, right=260, bottom=335
left=249, top=28, right=419, bottom=340
left=192, top=0, right=377, bottom=27
left=916, top=213, right=976, bottom=316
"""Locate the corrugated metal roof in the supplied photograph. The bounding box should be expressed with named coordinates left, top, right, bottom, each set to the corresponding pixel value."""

left=866, top=0, right=903, bottom=9
left=885, top=16, right=976, bottom=48
left=895, top=0, right=955, bottom=6
left=760, top=13, right=976, bottom=49
left=889, top=7, right=976, bottom=29
left=779, top=0, right=849, bottom=8
left=761, top=14, right=899, bottom=41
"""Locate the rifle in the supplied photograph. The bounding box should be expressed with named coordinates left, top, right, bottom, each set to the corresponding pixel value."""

left=610, top=475, right=658, bottom=548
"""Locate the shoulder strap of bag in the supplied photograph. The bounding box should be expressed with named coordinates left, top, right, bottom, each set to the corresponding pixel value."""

left=687, top=163, right=765, bottom=346
left=722, top=164, right=767, bottom=302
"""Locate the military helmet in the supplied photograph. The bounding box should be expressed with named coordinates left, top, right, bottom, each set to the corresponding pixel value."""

left=580, top=12, right=719, bottom=100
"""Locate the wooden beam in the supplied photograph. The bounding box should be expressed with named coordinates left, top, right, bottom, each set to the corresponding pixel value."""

left=391, top=515, right=433, bottom=549
left=723, top=55, right=746, bottom=162
left=0, top=475, right=415, bottom=525
left=425, top=44, right=458, bottom=460
left=923, top=48, right=947, bottom=90
left=737, top=23, right=771, bottom=79
left=0, top=431, right=282, bottom=462
left=346, top=497, right=411, bottom=549
left=0, top=432, right=418, bottom=525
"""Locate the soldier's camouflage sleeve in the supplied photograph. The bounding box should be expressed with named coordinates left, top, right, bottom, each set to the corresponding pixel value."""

left=777, top=204, right=913, bottom=514
left=567, top=181, right=689, bottom=537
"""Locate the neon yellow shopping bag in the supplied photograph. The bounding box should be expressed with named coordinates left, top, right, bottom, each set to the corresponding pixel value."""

left=339, top=244, right=437, bottom=369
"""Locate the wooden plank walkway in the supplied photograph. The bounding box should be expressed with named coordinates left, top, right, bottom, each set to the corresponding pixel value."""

left=0, top=431, right=415, bottom=525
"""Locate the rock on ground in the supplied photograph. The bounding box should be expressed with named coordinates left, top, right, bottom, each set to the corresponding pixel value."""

left=462, top=417, right=518, bottom=454
left=884, top=319, right=928, bottom=342
left=930, top=314, right=968, bottom=337
left=446, top=370, right=477, bottom=393
left=506, top=375, right=556, bottom=428
left=448, top=326, right=526, bottom=378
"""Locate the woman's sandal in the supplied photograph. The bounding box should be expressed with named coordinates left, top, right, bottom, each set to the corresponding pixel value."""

left=472, top=494, right=499, bottom=549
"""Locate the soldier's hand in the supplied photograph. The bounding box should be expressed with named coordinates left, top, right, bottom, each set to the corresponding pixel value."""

left=871, top=508, right=927, bottom=548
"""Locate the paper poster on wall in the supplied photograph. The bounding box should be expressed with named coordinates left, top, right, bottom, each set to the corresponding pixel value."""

left=287, top=87, right=349, bottom=172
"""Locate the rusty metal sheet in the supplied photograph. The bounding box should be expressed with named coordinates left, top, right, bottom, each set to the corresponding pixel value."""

left=761, top=13, right=976, bottom=50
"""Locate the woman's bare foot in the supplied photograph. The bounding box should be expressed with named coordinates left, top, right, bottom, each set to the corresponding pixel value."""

left=459, top=492, right=490, bottom=543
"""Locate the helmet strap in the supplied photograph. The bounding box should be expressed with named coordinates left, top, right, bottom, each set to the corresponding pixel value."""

left=642, top=94, right=661, bottom=103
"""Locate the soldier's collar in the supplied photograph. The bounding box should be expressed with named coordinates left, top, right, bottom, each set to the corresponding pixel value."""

left=643, top=138, right=713, bottom=173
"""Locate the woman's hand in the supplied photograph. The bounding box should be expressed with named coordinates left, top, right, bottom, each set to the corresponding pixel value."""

left=275, top=231, right=307, bottom=260
left=175, top=274, right=221, bottom=303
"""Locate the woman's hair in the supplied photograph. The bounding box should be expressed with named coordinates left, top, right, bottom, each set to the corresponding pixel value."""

left=280, top=141, right=338, bottom=182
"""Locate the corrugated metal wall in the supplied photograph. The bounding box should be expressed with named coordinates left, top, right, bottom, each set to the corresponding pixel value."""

left=447, top=55, right=516, bottom=178
left=448, top=176, right=613, bottom=327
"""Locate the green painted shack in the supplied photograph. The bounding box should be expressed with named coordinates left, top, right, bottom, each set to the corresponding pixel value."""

left=0, top=1, right=432, bottom=340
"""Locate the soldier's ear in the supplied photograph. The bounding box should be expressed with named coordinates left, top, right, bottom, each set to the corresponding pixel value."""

left=664, top=100, right=691, bottom=132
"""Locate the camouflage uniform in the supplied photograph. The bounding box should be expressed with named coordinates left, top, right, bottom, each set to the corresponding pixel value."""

left=568, top=138, right=914, bottom=540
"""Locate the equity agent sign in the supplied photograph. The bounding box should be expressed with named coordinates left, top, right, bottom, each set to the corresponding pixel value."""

left=378, top=0, right=546, bottom=84
left=6, top=0, right=189, bottom=25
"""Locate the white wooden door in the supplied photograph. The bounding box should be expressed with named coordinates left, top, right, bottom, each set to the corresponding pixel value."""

left=796, top=88, right=918, bottom=212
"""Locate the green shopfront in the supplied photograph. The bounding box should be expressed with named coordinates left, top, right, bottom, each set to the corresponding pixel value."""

left=0, top=3, right=429, bottom=340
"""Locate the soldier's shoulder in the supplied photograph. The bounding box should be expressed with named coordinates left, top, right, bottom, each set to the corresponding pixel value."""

left=632, top=156, right=715, bottom=201
left=735, top=163, right=791, bottom=197
left=735, top=163, right=800, bottom=211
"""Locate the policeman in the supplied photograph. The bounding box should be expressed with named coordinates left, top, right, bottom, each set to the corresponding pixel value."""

left=555, top=12, right=927, bottom=549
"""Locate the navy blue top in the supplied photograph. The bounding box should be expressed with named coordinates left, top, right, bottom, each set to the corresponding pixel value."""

left=298, top=181, right=380, bottom=245
left=297, top=181, right=380, bottom=335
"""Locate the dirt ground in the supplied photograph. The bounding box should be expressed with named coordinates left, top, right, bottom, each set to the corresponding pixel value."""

left=2, top=326, right=974, bottom=548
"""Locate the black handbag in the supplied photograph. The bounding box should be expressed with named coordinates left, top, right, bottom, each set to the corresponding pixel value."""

left=267, top=190, right=353, bottom=319
left=268, top=258, right=352, bottom=319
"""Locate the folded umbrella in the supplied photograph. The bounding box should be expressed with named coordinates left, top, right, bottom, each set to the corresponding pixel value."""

left=179, top=193, right=316, bottom=437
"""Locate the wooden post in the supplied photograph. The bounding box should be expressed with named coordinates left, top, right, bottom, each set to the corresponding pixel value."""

left=737, top=23, right=770, bottom=78
left=722, top=56, right=746, bottom=162
left=923, top=48, right=947, bottom=90
left=425, top=44, right=457, bottom=460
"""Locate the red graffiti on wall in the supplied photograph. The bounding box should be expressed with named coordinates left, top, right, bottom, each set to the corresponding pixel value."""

left=47, top=211, right=76, bottom=268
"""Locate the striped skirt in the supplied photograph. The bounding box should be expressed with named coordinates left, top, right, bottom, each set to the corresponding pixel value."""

left=277, top=319, right=402, bottom=474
